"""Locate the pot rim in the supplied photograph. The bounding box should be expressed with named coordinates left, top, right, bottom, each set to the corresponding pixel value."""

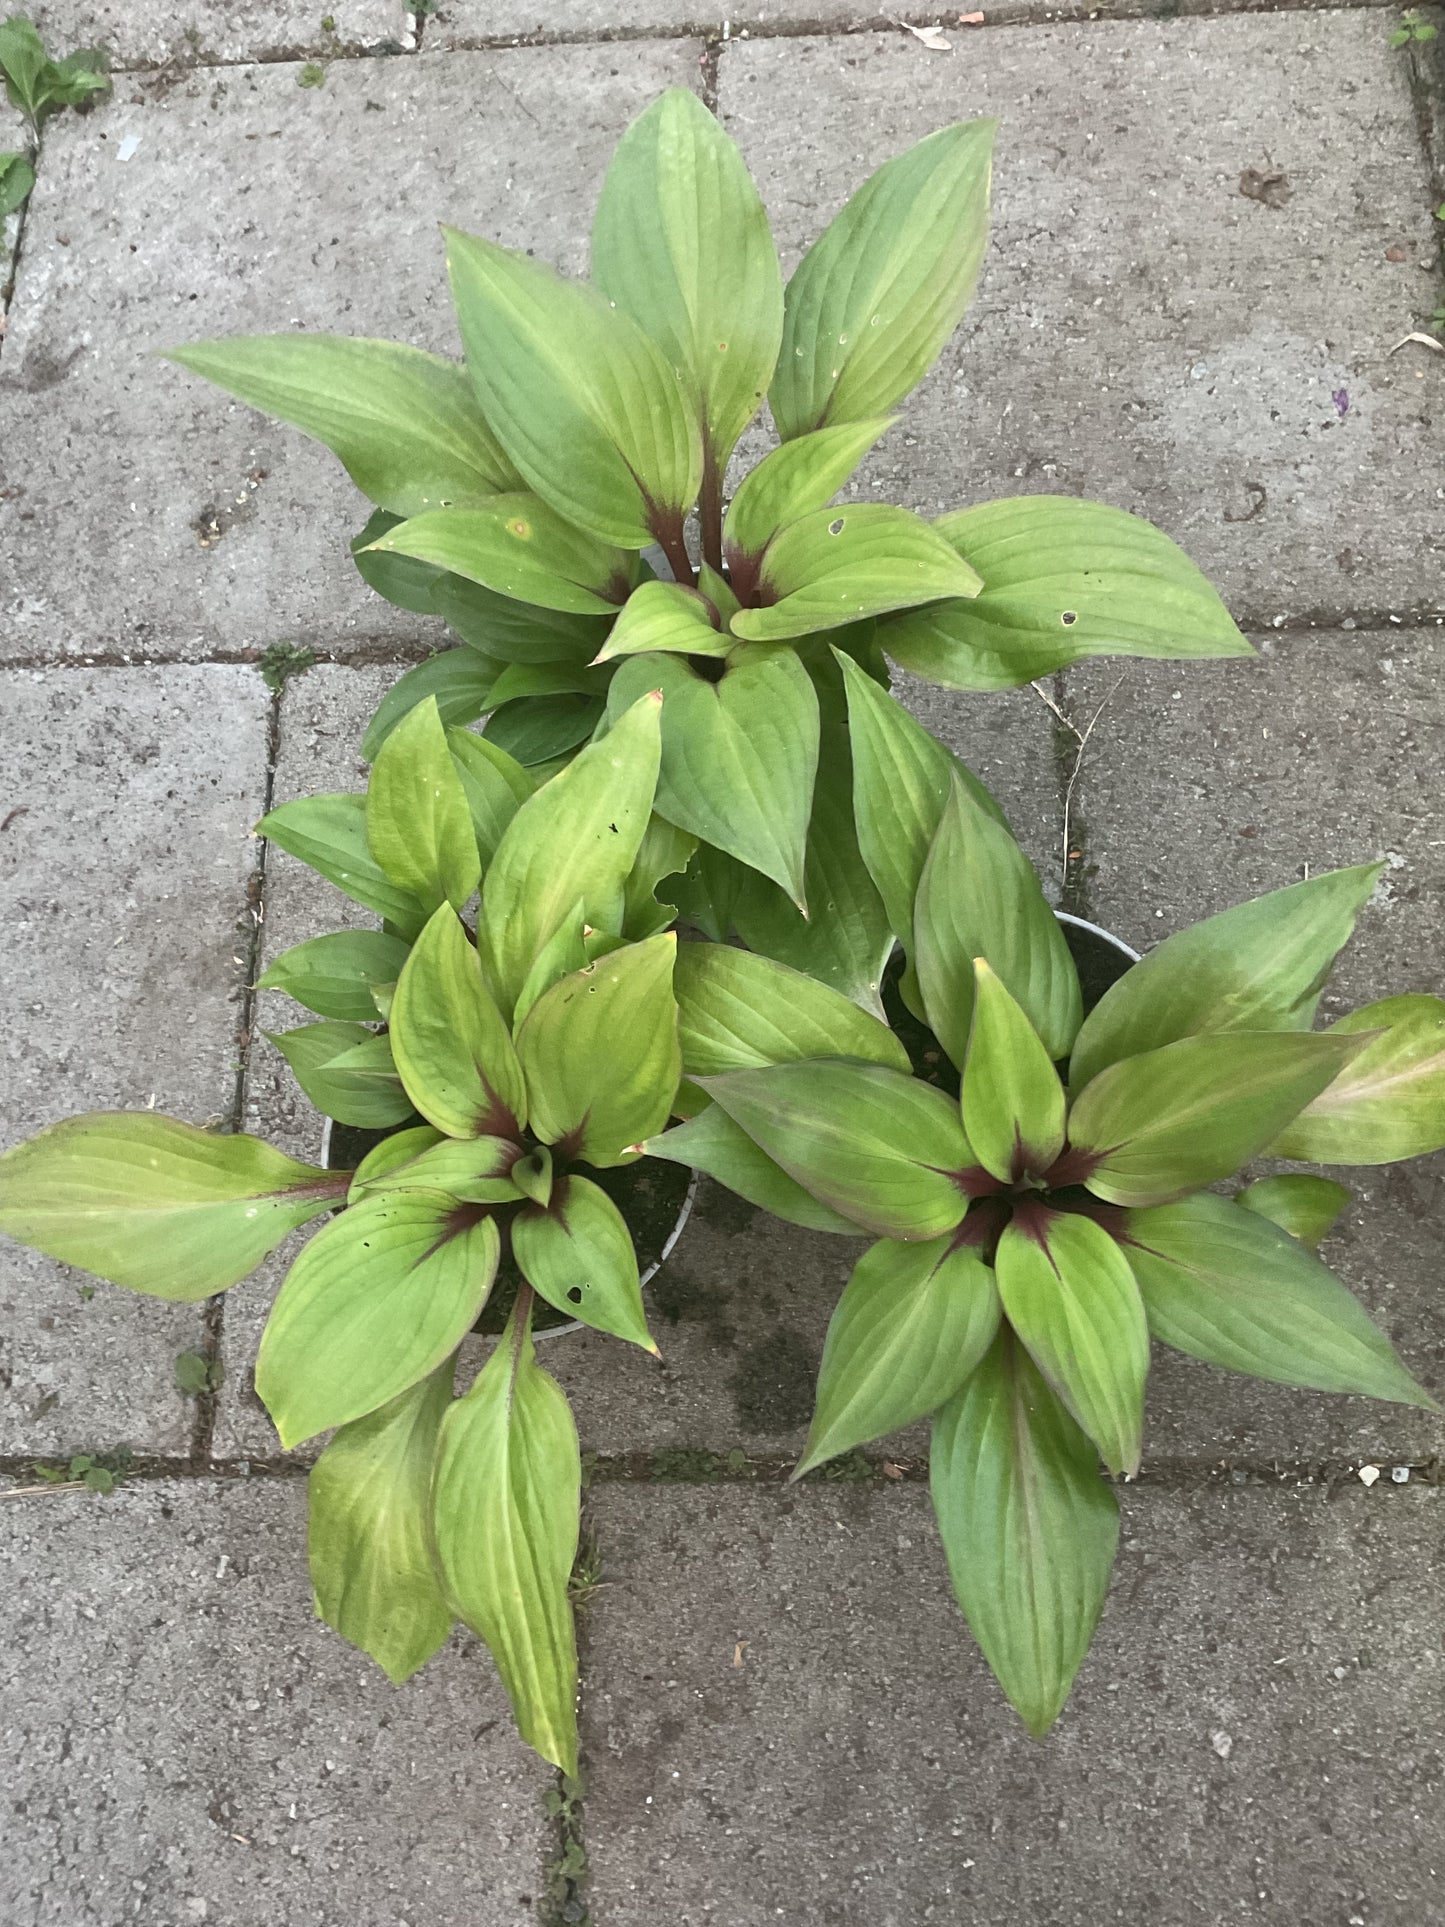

left=1053, top=908, right=1141, bottom=965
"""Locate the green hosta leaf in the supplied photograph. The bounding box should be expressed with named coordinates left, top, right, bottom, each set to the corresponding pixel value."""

left=447, top=728, right=535, bottom=867
left=365, top=498, right=635, bottom=616
left=487, top=661, right=612, bottom=708
left=837, top=650, right=1006, bottom=951
left=257, top=931, right=411, bottom=1023
left=360, top=651, right=503, bottom=763
left=390, top=907, right=527, bottom=1138
left=1069, top=866, right=1384, bottom=1092
left=433, top=573, right=613, bottom=667
left=1070, top=1031, right=1369, bottom=1209
left=366, top=697, right=480, bottom=916
left=1270, top=996, right=1445, bottom=1164
left=797, top=1235, right=1000, bottom=1475
left=0, top=150, right=35, bottom=218
left=915, top=773, right=1082, bottom=1066
left=622, top=815, right=698, bottom=941
left=644, top=1106, right=858, bottom=1233
left=673, top=942, right=906, bottom=1076
left=308, top=1360, right=454, bottom=1683
left=257, top=792, right=427, bottom=938
left=723, top=418, right=892, bottom=578
left=995, top=1212, right=1149, bottom=1476
left=962, top=961, right=1067, bottom=1181
left=350, top=1133, right=519, bottom=1204
left=731, top=503, right=982, bottom=644
left=771, top=119, right=995, bottom=440
left=0, top=1113, right=345, bottom=1301
left=514, top=935, right=680, bottom=1164
left=257, top=1193, right=500, bottom=1447
left=1235, top=1174, right=1350, bottom=1249
left=513, top=899, right=589, bottom=1029
left=699, top=1061, right=971, bottom=1240
left=880, top=497, right=1253, bottom=690
left=930, top=1334, right=1119, bottom=1737
left=484, top=694, right=604, bottom=768
left=163, top=336, right=520, bottom=514
left=728, top=721, right=894, bottom=1017
left=480, top=693, right=662, bottom=1019
left=593, top=580, right=733, bottom=663
left=445, top=226, right=701, bottom=549
left=606, top=646, right=819, bottom=909
left=669, top=840, right=743, bottom=944
left=1125, top=1193, right=1435, bottom=1406
left=268, top=1022, right=414, bottom=1130
left=352, top=507, right=445, bottom=615
left=348, top=1125, right=445, bottom=1202
left=432, top=1308, right=580, bottom=1774
left=592, top=85, right=782, bottom=470
left=512, top=1175, right=656, bottom=1352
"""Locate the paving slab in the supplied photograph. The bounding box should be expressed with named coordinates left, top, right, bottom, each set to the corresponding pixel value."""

left=27, top=0, right=410, bottom=67
left=0, top=42, right=704, bottom=664
left=581, top=1479, right=1445, bottom=1927
left=1064, top=629, right=1445, bottom=1462
left=0, top=666, right=270, bottom=1458
left=0, top=1478, right=548, bottom=1926
left=720, top=15, right=1445, bottom=623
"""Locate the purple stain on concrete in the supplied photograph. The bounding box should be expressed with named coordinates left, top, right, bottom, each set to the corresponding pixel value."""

left=1332, top=387, right=1350, bottom=419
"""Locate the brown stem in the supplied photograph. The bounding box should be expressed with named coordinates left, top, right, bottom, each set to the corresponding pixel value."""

left=699, top=459, right=724, bottom=577
left=655, top=515, right=696, bottom=591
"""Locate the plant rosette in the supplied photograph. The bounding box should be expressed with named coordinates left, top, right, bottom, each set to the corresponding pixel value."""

left=649, top=787, right=1445, bottom=1738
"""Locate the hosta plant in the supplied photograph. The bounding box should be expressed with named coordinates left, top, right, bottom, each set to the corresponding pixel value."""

left=650, top=779, right=1445, bottom=1735
left=163, top=85, right=1251, bottom=1002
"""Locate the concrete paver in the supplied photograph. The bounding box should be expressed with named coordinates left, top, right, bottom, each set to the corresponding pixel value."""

left=28, top=0, right=410, bottom=67
left=582, top=1480, right=1445, bottom=1927
left=0, top=43, right=704, bottom=663
left=721, top=15, right=1445, bottom=621
left=0, top=667, right=270, bottom=1457
left=0, top=1479, right=548, bottom=1927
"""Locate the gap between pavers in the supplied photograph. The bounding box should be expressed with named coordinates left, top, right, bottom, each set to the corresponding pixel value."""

left=25, top=0, right=412, bottom=69
left=0, top=665, right=271, bottom=1460
left=0, top=41, right=705, bottom=665
left=577, top=1478, right=1444, bottom=1927
left=719, top=14, right=1445, bottom=622
left=0, top=1477, right=549, bottom=1927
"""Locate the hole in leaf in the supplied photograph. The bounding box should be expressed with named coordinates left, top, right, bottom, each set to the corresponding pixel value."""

left=828, top=518, right=845, bottom=535
left=567, top=1287, right=583, bottom=1304
left=1061, top=610, right=1078, bottom=626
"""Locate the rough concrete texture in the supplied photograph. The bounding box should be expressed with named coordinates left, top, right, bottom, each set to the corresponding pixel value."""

left=0, top=667, right=270, bottom=1457
left=0, top=1479, right=549, bottom=1927
left=582, top=1480, right=1445, bottom=1927
left=26, top=0, right=411, bottom=67
left=0, top=42, right=704, bottom=663
left=720, top=15, right=1445, bottom=622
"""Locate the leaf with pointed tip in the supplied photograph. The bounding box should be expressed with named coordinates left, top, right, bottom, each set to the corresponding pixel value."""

left=1070, top=1031, right=1369, bottom=1209
left=351, top=508, right=447, bottom=614
left=1069, top=866, right=1384, bottom=1092
left=268, top=1023, right=413, bottom=1130
left=797, top=1235, right=1000, bottom=1475
left=513, top=1174, right=656, bottom=1352
left=1270, top=996, right=1445, bottom=1164
left=730, top=503, right=982, bottom=644
left=915, top=773, right=1082, bottom=1066
left=880, top=497, right=1253, bottom=690
left=0, top=1113, right=346, bottom=1301
left=606, top=647, right=818, bottom=908
left=513, top=900, right=589, bottom=1029
left=391, top=907, right=526, bottom=1139
left=348, top=1125, right=446, bottom=1203
left=350, top=1133, right=520, bottom=1204
left=257, top=1194, right=500, bottom=1447
left=930, top=1334, right=1119, bottom=1737
left=445, top=226, right=701, bottom=548
left=771, top=119, right=995, bottom=440
left=447, top=727, right=535, bottom=867
left=360, top=651, right=503, bottom=762
left=163, top=334, right=521, bottom=514
left=308, top=1360, right=454, bottom=1684
left=366, top=697, right=480, bottom=916
left=432, top=572, right=613, bottom=666
left=257, top=930, right=411, bottom=1023
left=995, top=1213, right=1149, bottom=1475
left=1235, top=1174, right=1350, bottom=1249
left=480, top=692, right=662, bottom=1019
left=700, top=1061, right=971, bottom=1240
left=432, top=1308, right=580, bottom=1773
left=593, top=579, right=733, bottom=663
left=366, top=498, right=635, bottom=616
left=644, top=1104, right=860, bottom=1233
left=963, top=962, right=1067, bottom=1180
left=257, top=793, right=427, bottom=937
left=1125, top=1193, right=1435, bottom=1406
left=592, top=84, right=782, bottom=469
left=514, top=936, right=680, bottom=1164
left=836, top=651, right=1006, bottom=952
left=673, top=942, right=907, bottom=1076
left=724, top=419, right=892, bottom=580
